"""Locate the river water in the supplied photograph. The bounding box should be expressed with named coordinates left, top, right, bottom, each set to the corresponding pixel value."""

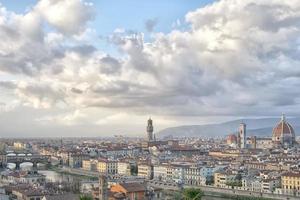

left=6, top=163, right=88, bottom=183
left=6, top=163, right=233, bottom=199
left=39, top=170, right=82, bottom=183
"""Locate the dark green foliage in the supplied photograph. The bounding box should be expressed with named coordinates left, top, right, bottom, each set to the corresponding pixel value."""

left=225, top=181, right=242, bottom=187
left=205, top=176, right=214, bottom=185
left=226, top=173, right=243, bottom=187
left=79, top=195, right=93, bottom=200
left=182, top=188, right=204, bottom=200
left=130, top=165, right=138, bottom=175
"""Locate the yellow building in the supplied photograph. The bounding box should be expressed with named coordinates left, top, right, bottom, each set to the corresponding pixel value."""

left=97, top=159, right=118, bottom=174
left=282, top=172, right=300, bottom=195
left=97, top=159, right=107, bottom=173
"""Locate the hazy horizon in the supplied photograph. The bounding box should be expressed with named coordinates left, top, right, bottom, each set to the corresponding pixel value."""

left=0, top=115, right=297, bottom=138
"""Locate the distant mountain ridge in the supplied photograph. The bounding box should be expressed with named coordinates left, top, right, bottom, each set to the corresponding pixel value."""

left=158, top=117, right=300, bottom=138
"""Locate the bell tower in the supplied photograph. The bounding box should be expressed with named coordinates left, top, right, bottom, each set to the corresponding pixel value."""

left=239, top=123, right=246, bottom=149
left=147, top=118, right=154, bottom=142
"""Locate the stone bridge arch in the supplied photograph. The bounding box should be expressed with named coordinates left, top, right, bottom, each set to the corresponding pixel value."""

left=5, top=155, right=51, bottom=170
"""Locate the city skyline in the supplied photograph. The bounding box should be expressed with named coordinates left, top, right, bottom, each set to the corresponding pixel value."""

left=1, top=0, right=300, bottom=137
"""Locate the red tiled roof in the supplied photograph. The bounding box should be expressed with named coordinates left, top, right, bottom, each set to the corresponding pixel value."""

left=119, top=182, right=146, bottom=193
left=272, top=119, right=295, bottom=138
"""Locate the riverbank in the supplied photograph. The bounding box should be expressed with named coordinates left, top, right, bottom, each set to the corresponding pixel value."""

left=203, top=193, right=274, bottom=200
left=194, top=186, right=299, bottom=200
left=46, top=166, right=97, bottom=180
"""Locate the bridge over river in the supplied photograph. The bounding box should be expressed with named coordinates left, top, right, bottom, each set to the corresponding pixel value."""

left=0, top=153, right=51, bottom=170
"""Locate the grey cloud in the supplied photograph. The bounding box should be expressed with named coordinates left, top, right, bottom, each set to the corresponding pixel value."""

left=99, top=56, right=122, bottom=74
left=245, top=3, right=300, bottom=32
left=0, top=81, right=17, bottom=89
left=0, top=25, right=20, bottom=45
left=71, top=88, right=83, bottom=94
left=70, top=45, right=97, bottom=56
left=0, top=42, right=62, bottom=76
left=15, top=83, right=66, bottom=108
left=107, top=30, right=141, bottom=46
left=145, top=18, right=158, bottom=32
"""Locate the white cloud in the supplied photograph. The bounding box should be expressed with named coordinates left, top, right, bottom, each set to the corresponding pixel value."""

left=35, top=0, right=95, bottom=36
left=1, top=0, right=300, bottom=136
left=0, top=101, right=19, bottom=113
left=36, top=109, right=87, bottom=126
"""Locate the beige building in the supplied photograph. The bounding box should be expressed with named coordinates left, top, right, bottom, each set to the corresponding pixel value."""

left=214, top=172, right=227, bottom=187
left=184, top=165, right=202, bottom=186
left=12, top=188, right=44, bottom=200
left=118, top=161, right=131, bottom=176
left=153, top=164, right=168, bottom=180
left=261, top=178, right=280, bottom=193
left=214, top=172, right=237, bottom=188
left=82, top=159, right=92, bottom=171
left=138, top=163, right=153, bottom=179
left=82, top=159, right=98, bottom=171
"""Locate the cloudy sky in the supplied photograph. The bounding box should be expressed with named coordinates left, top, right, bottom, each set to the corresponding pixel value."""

left=0, top=0, right=300, bottom=137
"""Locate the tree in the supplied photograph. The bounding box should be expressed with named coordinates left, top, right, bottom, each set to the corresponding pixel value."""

left=183, top=188, right=204, bottom=200
left=205, top=176, right=214, bottom=185
left=173, top=191, right=183, bottom=200
left=130, top=165, right=138, bottom=175
left=79, top=195, right=93, bottom=200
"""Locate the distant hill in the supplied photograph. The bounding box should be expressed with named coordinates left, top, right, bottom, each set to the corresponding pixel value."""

left=158, top=117, right=300, bottom=139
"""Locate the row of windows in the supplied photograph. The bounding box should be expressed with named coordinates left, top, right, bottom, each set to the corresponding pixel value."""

left=283, top=180, right=300, bottom=185
left=284, top=185, right=300, bottom=190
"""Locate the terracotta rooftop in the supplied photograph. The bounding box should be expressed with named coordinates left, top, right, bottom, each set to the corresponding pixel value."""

left=43, top=194, right=80, bottom=200
left=282, top=172, right=300, bottom=178
left=272, top=116, right=295, bottom=138
left=119, top=182, right=146, bottom=193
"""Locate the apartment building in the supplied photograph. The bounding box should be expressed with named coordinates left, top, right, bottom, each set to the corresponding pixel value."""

left=97, top=159, right=118, bottom=174
left=138, top=163, right=153, bottom=179
left=282, top=172, right=300, bottom=195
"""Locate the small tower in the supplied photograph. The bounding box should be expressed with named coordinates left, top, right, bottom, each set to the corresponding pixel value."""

left=251, top=136, right=257, bottom=149
left=99, top=175, right=107, bottom=200
left=237, top=131, right=241, bottom=149
left=239, top=123, right=246, bottom=149
left=60, top=138, right=63, bottom=149
left=281, top=113, right=286, bottom=122
left=147, top=118, right=154, bottom=142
